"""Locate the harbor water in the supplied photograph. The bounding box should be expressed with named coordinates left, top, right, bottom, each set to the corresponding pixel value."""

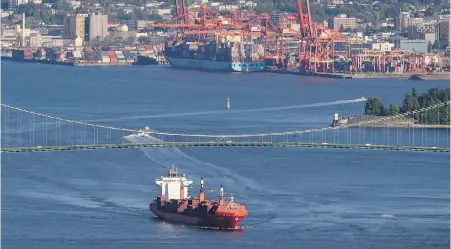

left=2, top=61, right=449, bottom=248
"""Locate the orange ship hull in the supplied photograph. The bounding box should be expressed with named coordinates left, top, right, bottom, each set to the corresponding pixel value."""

left=150, top=203, right=246, bottom=229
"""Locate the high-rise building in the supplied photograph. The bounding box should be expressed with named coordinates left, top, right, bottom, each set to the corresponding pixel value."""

left=436, top=20, right=450, bottom=43
left=408, top=23, right=436, bottom=44
left=64, top=14, right=88, bottom=42
left=87, top=14, right=108, bottom=41
left=396, top=12, right=423, bottom=31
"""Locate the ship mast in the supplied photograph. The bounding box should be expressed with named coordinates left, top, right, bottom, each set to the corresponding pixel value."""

left=199, top=177, right=205, bottom=202
left=219, top=184, right=224, bottom=205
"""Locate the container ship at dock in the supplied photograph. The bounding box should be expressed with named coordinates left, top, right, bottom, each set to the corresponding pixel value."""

left=149, top=166, right=248, bottom=229
left=164, top=40, right=265, bottom=72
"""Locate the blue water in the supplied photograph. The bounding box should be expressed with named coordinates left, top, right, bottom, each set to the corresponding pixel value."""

left=2, top=61, right=450, bottom=248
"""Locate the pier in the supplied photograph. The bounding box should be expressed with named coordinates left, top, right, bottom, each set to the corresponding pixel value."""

left=265, top=68, right=352, bottom=79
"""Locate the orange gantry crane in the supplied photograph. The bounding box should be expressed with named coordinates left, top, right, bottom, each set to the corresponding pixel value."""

left=152, top=0, right=350, bottom=73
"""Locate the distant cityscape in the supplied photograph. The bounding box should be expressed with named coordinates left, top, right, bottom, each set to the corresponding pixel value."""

left=0, top=0, right=449, bottom=73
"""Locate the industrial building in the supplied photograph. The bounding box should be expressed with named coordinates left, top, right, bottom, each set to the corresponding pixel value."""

left=64, top=14, right=88, bottom=42
left=64, top=14, right=109, bottom=43
left=86, top=14, right=108, bottom=41
left=395, top=39, right=429, bottom=53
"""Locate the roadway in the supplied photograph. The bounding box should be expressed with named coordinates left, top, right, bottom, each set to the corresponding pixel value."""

left=1, top=142, right=449, bottom=153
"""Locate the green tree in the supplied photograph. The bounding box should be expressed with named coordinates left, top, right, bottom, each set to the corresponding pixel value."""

left=402, top=92, right=420, bottom=113
left=388, top=103, right=400, bottom=116
left=18, top=2, right=37, bottom=17
left=126, top=11, right=137, bottom=21
left=364, top=97, right=385, bottom=116
left=125, top=36, right=135, bottom=45
left=417, top=87, right=450, bottom=124
left=138, top=36, right=151, bottom=44
left=411, top=88, right=417, bottom=98
left=33, top=8, right=41, bottom=21
left=52, top=0, right=72, bottom=11
left=310, top=3, right=326, bottom=22
left=40, top=9, right=51, bottom=23
left=254, top=4, right=267, bottom=14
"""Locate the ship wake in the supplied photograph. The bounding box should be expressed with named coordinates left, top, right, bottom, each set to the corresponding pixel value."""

left=123, top=133, right=286, bottom=197
left=89, top=98, right=366, bottom=122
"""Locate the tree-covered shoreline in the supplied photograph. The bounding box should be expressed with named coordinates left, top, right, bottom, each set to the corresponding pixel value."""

left=364, top=87, right=450, bottom=125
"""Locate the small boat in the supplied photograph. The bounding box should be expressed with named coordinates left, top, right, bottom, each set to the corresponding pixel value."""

left=226, top=98, right=230, bottom=110
left=137, top=126, right=151, bottom=137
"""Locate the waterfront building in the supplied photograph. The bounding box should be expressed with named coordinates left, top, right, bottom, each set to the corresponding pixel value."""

left=87, top=14, right=108, bottom=41
left=64, top=14, right=88, bottom=42
left=395, top=39, right=429, bottom=53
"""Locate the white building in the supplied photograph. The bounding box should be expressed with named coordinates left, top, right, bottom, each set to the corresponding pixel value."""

left=372, top=42, right=394, bottom=52
left=68, top=0, right=81, bottom=9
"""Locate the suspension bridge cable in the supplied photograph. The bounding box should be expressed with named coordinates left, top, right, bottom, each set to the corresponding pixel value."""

left=1, top=101, right=449, bottom=139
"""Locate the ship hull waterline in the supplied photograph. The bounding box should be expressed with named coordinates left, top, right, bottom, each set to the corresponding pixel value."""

left=150, top=203, right=245, bottom=230
left=165, top=56, right=265, bottom=73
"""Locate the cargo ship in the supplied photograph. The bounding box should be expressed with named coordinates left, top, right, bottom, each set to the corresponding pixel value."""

left=149, top=166, right=248, bottom=229
left=4, top=45, right=161, bottom=67
left=409, top=73, right=450, bottom=81
left=164, top=40, right=265, bottom=72
left=132, top=55, right=159, bottom=66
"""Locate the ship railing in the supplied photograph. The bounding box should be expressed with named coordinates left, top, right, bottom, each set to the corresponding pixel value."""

left=223, top=203, right=246, bottom=211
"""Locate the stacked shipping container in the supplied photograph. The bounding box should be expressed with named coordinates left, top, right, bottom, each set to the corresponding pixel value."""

left=165, top=41, right=265, bottom=63
left=12, top=49, right=33, bottom=60
left=9, top=46, right=164, bottom=65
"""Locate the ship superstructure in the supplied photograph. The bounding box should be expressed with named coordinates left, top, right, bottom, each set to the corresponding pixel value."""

left=149, top=165, right=248, bottom=229
left=155, top=165, right=193, bottom=200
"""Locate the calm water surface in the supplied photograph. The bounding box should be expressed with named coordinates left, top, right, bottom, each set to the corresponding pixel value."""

left=2, top=61, right=450, bottom=248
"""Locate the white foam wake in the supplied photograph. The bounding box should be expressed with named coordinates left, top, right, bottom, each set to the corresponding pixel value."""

left=123, top=134, right=287, bottom=196
left=89, top=98, right=366, bottom=122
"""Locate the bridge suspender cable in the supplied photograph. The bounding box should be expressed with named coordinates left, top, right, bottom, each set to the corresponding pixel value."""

left=0, top=101, right=449, bottom=139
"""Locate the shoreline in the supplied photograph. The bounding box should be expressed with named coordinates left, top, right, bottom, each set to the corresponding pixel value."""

left=2, top=58, right=449, bottom=80
left=0, top=56, right=166, bottom=67
left=332, top=123, right=450, bottom=129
